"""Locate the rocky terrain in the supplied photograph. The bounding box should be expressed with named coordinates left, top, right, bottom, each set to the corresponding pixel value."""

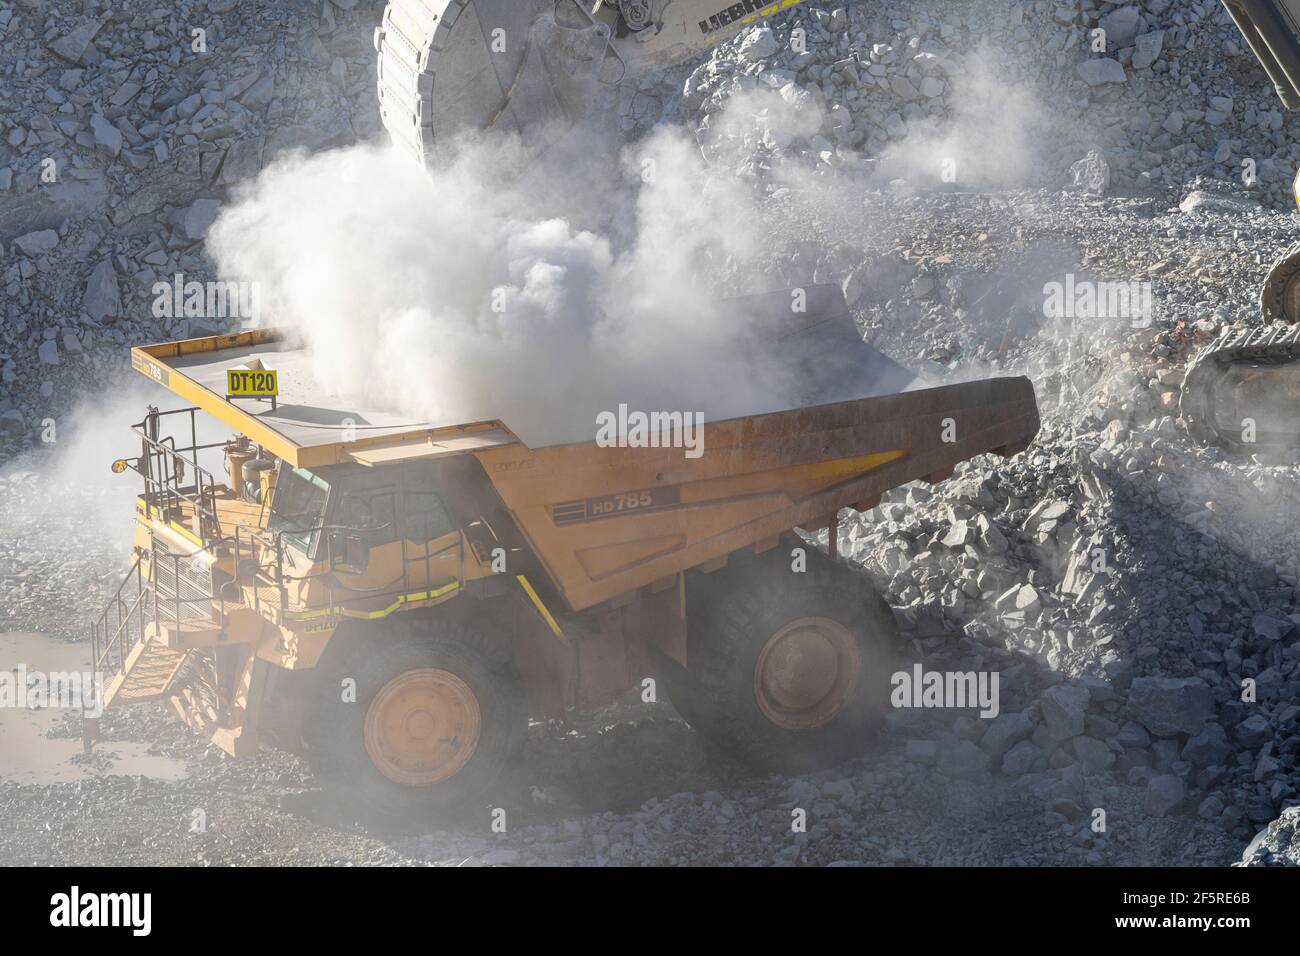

left=2, top=0, right=1299, bottom=866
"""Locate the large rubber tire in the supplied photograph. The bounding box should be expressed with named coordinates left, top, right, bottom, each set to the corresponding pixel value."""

left=303, top=619, right=524, bottom=819
left=661, top=539, right=904, bottom=775
left=1260, top=241, right=1300, bottom=324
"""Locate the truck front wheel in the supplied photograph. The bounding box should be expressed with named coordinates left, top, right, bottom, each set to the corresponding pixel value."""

left=304, top=621, right=524, bottom=819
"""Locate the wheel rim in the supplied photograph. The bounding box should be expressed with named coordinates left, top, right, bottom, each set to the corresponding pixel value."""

left=753, top=616, right=861, bottom=731
left=363, top=668, right=481, bottom=786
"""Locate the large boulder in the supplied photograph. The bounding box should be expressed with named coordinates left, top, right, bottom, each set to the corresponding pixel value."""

left=1040, top=685, right=1090, bottom=741
left=1126, top=677, right=1213, bottom=737
left=83, top=258, right=120, bottom=323
left=1099, top=7, right=1140, bottom=48
left=13, top=229, right=59, bottom=257
left=980, top=711, right=1035, bottom=757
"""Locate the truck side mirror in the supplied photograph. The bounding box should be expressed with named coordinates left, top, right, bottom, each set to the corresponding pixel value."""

left=330, top=532, right=370, bottom=573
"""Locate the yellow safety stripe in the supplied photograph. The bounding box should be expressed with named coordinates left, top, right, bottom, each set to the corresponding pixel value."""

left=284, top=580, right=461, bottom=622
left=741, top=0, right=804, bottom=27
left=517, top=574, right=562, bottom=638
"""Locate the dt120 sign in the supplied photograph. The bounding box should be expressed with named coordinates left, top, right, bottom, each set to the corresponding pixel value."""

left=227, top=368, right=278, bottom=397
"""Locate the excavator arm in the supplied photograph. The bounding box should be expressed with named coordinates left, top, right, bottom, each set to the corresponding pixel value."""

left=375, top=0, right=807, bottom=164
left=1175, top=4, right=1300, bottom=448
left=1221, top=0, right=1300, bottom=108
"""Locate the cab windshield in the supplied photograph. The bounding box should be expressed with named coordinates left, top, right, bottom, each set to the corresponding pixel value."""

left=269, top=466, right=330, bottom=554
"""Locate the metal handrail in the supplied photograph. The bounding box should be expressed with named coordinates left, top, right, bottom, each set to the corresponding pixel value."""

left=91, top=553, right=147, bottom=678
left=125, top=407, right=228, bottom=546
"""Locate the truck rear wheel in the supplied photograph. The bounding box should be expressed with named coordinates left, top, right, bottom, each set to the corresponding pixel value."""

left=665, top=540, right=903, bottom=775
left=304, top=621, right=523, bottom=818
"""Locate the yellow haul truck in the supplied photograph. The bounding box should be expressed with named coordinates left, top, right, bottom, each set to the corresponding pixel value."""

left=88, top=291, right=1039, bottom=815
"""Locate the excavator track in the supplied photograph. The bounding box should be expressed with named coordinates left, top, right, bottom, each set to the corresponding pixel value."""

left=1181, top=322, right=1300, bottom=449
left=1260, top=240, right=1300, bottom=323
left=1180, top=241, right=1300, bottom=450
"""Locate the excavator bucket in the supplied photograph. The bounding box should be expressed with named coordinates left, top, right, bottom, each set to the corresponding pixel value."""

left=375, top=0, right=611, bottom=164
left=375, top=0, right=814, bottom=165
left=1220, top=0, right=1300, bottom=109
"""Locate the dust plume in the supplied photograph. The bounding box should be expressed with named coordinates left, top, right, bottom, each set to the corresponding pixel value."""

left=207, top=105, right=821, bottom=447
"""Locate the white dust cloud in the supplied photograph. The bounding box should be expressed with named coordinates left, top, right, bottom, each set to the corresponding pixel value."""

left=208, top=106, right=814, bottom=447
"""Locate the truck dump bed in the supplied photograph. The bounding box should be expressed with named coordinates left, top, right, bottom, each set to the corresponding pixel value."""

left=479, top=376, right=1038, bottom=609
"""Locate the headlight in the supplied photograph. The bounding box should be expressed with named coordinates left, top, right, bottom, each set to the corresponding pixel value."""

left=111, top=459, right=129, bottom=474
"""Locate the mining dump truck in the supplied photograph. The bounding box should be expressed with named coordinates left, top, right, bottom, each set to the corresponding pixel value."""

left=87, top=290, right=1039, bottom=815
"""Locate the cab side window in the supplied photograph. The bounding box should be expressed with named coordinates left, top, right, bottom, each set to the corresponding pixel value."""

left=337, top=489, right=396, bottom=545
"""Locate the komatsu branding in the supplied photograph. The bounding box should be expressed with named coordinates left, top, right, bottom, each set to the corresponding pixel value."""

left=698, top=0, right=797, bottom=35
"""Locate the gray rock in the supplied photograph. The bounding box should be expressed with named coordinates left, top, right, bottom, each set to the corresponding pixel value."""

left=0, top=409, right=24, bottom=434
left=48, top=16, right=105, bottom=65
left=1198, top=795, right=1225, bottom=820
left=979, top=711, right=1034, bottom=757
left=738, top=26, right=780, bottom=62
left=1144, top=774, right=1186, bottom=816
left=1040, top=684, right=1090, bottom=741
left=1068, top=149, right=1110, bottom=196
left=974, top=514, right=1007, bottom=554
left=37, top=340, right=60, bottom=365
left=1001, top=739, right=1040, bottom=776
left=1077, top=674, right=1117, bottom=704
left=1182, top=723, right=1232, bottom=768
left=89, top=114, right=123, bottom=159
left=173, top=199, right=224, bottom=243
left=240, top=76, right=276, bottom=111
left=1178, top=190, right=1259, bottom=215
left=1071, top=735, right=1116, bottom=773
left=1132, top=29, right=1164, bottom=70
left=1239, top=806, right=1300, bottom=865
left=1234, top=713, right=1270, bottom=748
left=13, top=230, right=59, bottom=257
left=1076, top=58, right=1126, bottom=86
left=941, top=520, right=973, bottom=548
left=1126, top=677, right=1213, bottom=737
left=83, top=259, right=120, bottom=323
left=1100, top=7, right=1140, bottom=49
